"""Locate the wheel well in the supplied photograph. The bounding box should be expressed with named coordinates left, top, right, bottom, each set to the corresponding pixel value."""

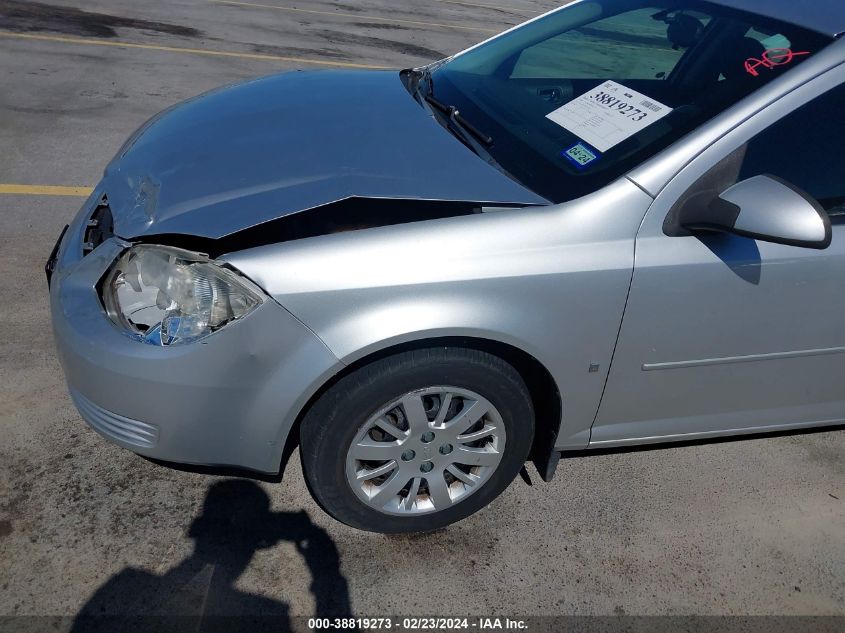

left=282, top=336, right=562, bottom=474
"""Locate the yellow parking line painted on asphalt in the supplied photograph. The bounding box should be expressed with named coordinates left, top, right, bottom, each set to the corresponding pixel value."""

left=431, top=0, right=533, bottom=13
left=210, top=0, right=500, bottom=34
left=0, top=31, right=389, bottom=69
left=0, top=184, right=94, bottom=197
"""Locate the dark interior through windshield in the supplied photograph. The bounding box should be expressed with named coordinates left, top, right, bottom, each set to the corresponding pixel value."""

left=421, top=0, right=832, bottom=203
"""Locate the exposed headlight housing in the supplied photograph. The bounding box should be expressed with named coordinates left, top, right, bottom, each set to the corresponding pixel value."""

left=102, top=245, right=265, bottom=346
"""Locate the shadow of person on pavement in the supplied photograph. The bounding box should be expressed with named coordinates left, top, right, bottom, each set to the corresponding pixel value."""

left=71, top=479, right=353, bottom=633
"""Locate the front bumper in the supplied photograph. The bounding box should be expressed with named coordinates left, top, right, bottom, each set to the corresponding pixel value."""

left=49, top=234, right=342, bottom=473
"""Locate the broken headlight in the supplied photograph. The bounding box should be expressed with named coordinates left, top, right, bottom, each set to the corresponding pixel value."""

left=102, top=245, right=264, bottom=346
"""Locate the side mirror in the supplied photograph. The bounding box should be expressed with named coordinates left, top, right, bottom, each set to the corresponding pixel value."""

left=680, top=174, right=832, bottom=250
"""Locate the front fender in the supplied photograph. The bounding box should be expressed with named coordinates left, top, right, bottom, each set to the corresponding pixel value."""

left=223, top=179, right=652, bottom=448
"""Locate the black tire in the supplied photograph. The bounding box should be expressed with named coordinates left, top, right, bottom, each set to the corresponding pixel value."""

left=300, top=347, right=534, bottom=533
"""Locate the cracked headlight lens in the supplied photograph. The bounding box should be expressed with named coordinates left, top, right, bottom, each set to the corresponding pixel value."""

left=102, top=245, right=264, bottom=346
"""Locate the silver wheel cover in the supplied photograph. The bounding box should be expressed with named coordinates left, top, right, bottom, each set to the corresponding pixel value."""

left=344, top=386, right=506, bottom=516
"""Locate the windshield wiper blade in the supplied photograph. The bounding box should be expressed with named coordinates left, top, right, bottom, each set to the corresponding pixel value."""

left=424, top=94, right=494, bottom=147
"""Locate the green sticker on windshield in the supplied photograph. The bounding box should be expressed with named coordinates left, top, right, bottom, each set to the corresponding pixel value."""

left=563, top=142, right=599, bottom=169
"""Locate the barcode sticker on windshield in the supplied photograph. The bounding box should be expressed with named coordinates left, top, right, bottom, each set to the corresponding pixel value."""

left=546, top=81, right=673, bottom=152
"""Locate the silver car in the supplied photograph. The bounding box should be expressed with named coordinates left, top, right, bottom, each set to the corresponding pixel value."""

left=49, top=0, right=844, bottom=533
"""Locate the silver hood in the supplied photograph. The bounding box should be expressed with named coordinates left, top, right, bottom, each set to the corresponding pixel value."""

left=101, top=70, right=549, bottom=239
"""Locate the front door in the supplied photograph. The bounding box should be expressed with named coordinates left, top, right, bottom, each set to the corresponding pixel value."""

left=592, top=71, right=845, bottom=444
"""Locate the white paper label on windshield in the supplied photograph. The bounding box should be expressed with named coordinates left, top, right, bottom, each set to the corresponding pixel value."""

left=546, top=81, right=673, bottom=153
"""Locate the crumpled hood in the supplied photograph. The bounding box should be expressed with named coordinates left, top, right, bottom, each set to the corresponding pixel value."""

left=102, top=70, right=548, bottom=239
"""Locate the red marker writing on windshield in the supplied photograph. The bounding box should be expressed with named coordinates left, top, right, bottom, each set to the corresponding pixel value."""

left=745, top=48, right=811, bottom=76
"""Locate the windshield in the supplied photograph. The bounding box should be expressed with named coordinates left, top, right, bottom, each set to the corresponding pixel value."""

left=423, top=0, right=832, bottom=203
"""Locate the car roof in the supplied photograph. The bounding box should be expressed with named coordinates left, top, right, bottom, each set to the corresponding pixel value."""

left=705, top=0, right=845, bottom=38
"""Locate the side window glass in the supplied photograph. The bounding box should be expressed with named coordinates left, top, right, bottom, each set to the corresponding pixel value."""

left=665, top=82, right=845, bottom=236
left=745, top=27, right=791, bottom=51
left=739, top=83, right=845, bottom=218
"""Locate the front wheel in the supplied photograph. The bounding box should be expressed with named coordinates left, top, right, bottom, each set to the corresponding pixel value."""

left=300, top=348, right=534, bottom=533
